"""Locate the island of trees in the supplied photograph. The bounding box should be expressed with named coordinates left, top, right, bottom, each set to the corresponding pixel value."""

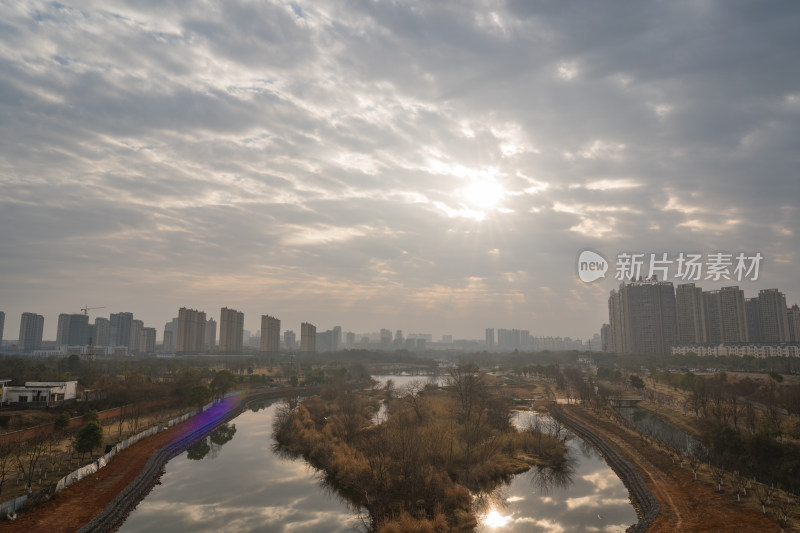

left=273, top=364, right=567, bottom=532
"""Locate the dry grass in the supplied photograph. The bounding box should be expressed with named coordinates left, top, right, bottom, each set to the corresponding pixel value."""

left=274, top=382, right=566, bottom=531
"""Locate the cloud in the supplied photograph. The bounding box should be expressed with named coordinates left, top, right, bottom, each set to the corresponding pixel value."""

left=0, top=0, right=798, bottom=340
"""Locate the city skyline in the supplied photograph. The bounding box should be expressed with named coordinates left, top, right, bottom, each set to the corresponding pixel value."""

left=1, top=3, right=799, bottom=342
left=3, top=277, right=799, bottom=349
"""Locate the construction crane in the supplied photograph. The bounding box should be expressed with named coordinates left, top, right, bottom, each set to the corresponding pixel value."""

left=81, top=305, right=105, bottom=316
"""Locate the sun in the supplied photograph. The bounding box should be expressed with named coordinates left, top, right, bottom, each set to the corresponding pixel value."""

left=482, top=509, right=512, bottom=528
left=462, top=178, right=505, bottom=211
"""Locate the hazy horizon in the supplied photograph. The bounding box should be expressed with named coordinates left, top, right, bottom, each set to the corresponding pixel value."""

left=1, top=1, right=799, bottom=342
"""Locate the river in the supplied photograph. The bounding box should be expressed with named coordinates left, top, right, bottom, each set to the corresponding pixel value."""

left=116, top=378, right=637, bottom=532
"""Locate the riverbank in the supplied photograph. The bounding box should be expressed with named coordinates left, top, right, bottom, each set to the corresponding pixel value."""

left=0, top=387, right=317, bottom=533
left=554, top=404, right=781, bottom=532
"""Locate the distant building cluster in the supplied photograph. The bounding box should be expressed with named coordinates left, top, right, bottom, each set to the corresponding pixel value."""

left=0, top=305, right=595, bottom=357
left=603, top=280, right=799, bottom=356
left=484, top=327, right=596, bottom=352
left=0, top=309, right=157, bottom=357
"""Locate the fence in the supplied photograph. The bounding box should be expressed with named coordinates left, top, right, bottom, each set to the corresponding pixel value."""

left=1, top=385, right=320, bottom=522
left=0, top=402, right=210, bottom=517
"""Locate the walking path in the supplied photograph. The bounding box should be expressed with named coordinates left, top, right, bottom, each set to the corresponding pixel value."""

left=556, top=404, right=780, bottom=532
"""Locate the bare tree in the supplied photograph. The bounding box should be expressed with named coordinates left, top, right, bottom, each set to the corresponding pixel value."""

left=726, top=390, right=744, bottom=430
left=710, top=464, right=726, bottom=492
left=447, top=363, right=484, bottom=423
left=14, top=435, right=48, bottom=493
left=117, top=404, right=127, bottom=442
left=734, top=471, right=748, bottom=501
left=754, top=483, right=770, bottom=514
left=772, top=494, right=793, bottom=531
left=0, top=441, right=17, bottom=500
left=446, top=363, right=494, bottom=481
left=400, top=380, right=427, bottom=422
left=125, top=403, right=143, bottom=436
left=688, top=378, right=709, bottom=418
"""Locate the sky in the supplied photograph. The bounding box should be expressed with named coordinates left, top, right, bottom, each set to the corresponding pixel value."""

left=1, top=1, right=799, bottom=342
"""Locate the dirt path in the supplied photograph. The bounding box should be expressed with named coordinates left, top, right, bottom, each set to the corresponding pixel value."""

left=0, top=399, right=239, bottom=533
left=0, top=387, right=320, bottom=533
left=560, top=405, right=781, bottom=532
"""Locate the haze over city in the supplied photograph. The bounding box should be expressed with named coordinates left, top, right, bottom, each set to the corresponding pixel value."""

left=1, top=1, right=799, bottom=341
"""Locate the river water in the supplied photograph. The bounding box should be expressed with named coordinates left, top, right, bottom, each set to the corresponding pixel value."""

left=117, top=378, right=637, bottom=532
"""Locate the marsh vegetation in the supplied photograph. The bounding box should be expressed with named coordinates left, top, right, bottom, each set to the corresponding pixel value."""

left=273, top=364, right=567, bottom=532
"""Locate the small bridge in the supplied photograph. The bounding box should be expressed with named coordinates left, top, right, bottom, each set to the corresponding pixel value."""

left=609, top=396, right=643, bottom=407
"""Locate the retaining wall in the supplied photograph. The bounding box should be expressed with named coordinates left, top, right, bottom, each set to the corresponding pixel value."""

left=550, top=404, right=660, bottom=533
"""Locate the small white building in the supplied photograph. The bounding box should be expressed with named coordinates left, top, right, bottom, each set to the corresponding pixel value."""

left=3, top=380, right=78, bottom=407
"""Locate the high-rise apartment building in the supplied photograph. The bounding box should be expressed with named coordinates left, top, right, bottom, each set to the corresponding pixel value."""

left=140, top=327, right=157, bottom=354
left=316, top=329, right=334, bottom=351
left=393, top=329, right=403, bottom=347
left=163, top=317, right=179, bottom=352
left=219, top=307, right=244, bottom=353
left=284, top=330, right=296, bottom=349
left=68, top=314, right=90, bottom=346
left=162, top=330, right=173, bottom=352
left=703, top=287, right=748, bottom=344
left=704, top=291, right=722, bottom=343
left=628, top=281, right=677, bottom=354
left=131, top=319, right=144, bottom=354
left=333, top=326, right=342, bottom=351
left=19, top=312, right=44, bottom=353
left=0, top=311, right=5, bottom=348
left=56, top=313, right=90, bottom=346
left=719, top=287, right=748, bottom=343
left=520, top=330, right=530, bottom=348
left=600, top=324, right=611, bottom=352
left=607, top=290, right=624, bottom=353
left=205, top=318, right=217, bottom=351
left=380, top=329, right=392, bottom=347
left=608, top=281, right=676, bottom=355
left=788, top=304, right=800, bottom=343
left=497, top=328, right=529, bottom=350
left=485, top=328, right=495, bottom=349
left=94, top=317, right=110, bottom=346
left=110, top=312, right=134, bottom=348
left=676, top=283, right=706, bottom=344
left=260, top=315, right=281, bottom=352
left=745, top=297, right=761, bottom=344
left=56, top=314, right=71, bottom=346
left=87, top=324, right=96, bottom=346
left=758, top=289, right=790, bottom=343
left=300, top=322, right=316, bottom=352
left=176, top=308, right=207, bottom=353
left=720, top=286, right=748, bottom=343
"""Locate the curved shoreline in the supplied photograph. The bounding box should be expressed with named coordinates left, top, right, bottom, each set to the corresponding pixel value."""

left=80, top=387, right=322, bottom=533
left=550, top=403, right=659, bottom=533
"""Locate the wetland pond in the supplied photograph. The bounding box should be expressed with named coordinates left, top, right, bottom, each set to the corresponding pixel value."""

left=117, top=377, right=637, bottom=532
